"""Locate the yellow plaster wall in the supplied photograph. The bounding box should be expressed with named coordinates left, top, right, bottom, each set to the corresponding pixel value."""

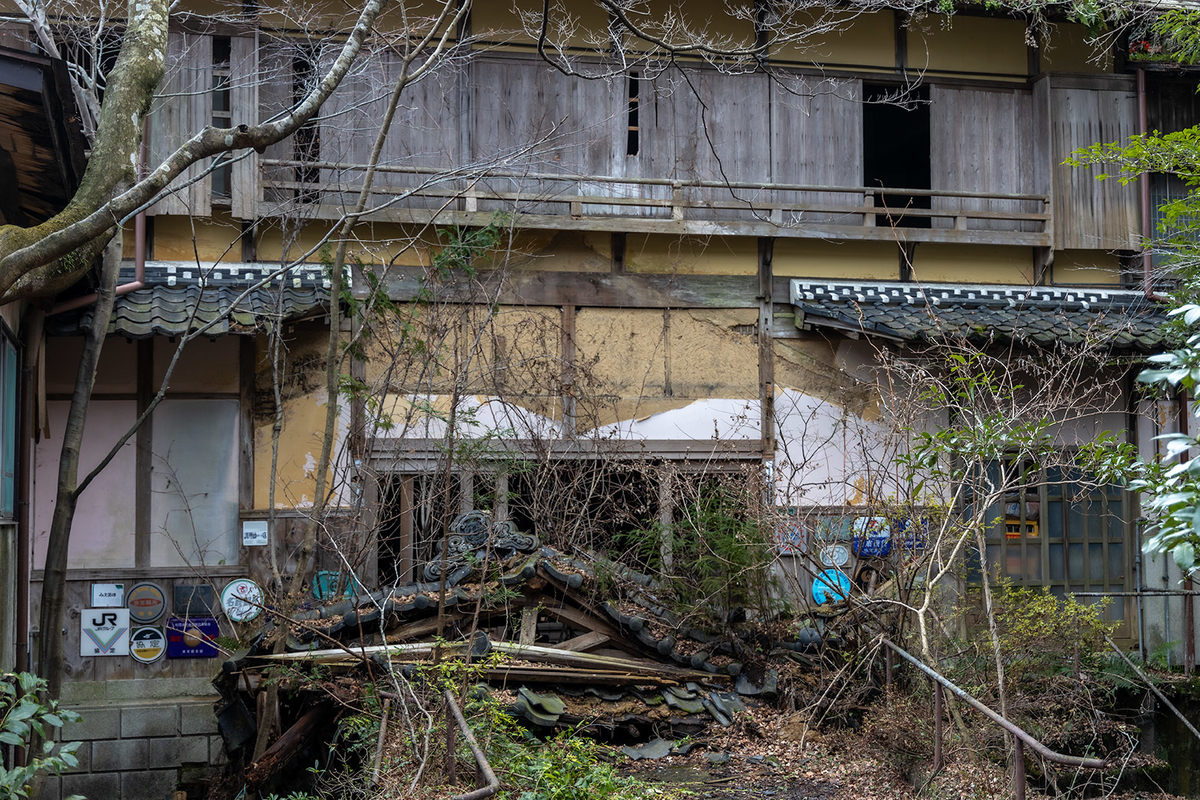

left=252, top=327, right=339, bottom=509
left=487, top=231, right=612, bottom=272
left=1040, top=23, right=1113, bottom=74
left=911, top=244, right=1034, bottom=285
left=1050, top=249, right=1123, bottom=286
left=45, top=337, right=137, bottom=394
left=624, top=234, right=756, bottom=275
left=153, top=336, right=240, bottom=393
left=774, top=337, right=877, bottom=417
left=908, top=14, right=1028, bottom=78
left=151, top=210, right=243, bottom=264
left=773, top=9, right=895, bottom=69
left=773, top=240, right=899, bottom=279
left=473, top=0, right=609, bottom=50
left=668, top=308, right=758, bottom=398
left=255, top=220, right=337, bottom=265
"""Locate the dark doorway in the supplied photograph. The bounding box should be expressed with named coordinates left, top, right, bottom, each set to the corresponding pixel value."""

left=863, top=83, right=931, bottom=228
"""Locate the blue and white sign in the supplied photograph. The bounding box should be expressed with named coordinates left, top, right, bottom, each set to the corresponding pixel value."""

left=812, top=569, right=851, bottom=605
left=851, top=516, right=892, bottom=557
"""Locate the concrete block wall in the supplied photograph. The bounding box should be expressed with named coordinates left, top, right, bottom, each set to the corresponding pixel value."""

left=41, top=683, right=225, bottom=800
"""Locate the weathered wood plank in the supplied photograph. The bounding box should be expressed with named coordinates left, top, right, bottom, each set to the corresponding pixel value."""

left=147, top=32, right=212, bottom=217
left=229, top=33, right=259, bottom=220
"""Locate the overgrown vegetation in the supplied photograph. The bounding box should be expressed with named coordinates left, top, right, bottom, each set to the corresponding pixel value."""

left=0, top=673, right=82, bottom=800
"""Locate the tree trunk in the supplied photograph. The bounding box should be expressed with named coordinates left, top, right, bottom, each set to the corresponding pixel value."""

left=37, top=233, right=122, bottom=701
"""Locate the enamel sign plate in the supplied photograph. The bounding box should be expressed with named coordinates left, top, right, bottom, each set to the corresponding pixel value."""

left=81, top=608, right=130, bottom=657
left=221, top=579, right=264, bottom=623
left=129, top=626, right=166, bottom=663
left=126, top=582, right=167, bottom=624
left=166, top=617, right=219, bottom=659
left=90, top=583, right=124, bottom=608
left=812, top=569, right=851, bottom=605
left=242, top=520, right=269, bottom=547
left=819, top=544, right=850, bottom=568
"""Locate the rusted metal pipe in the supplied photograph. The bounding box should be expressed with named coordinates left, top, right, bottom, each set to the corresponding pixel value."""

left=881, top=639, right=1108, bottom=771
left=443, top=689, right=499, bottom=800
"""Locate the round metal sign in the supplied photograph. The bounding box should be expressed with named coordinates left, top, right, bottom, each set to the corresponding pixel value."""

left=126, top=582, right=167, bottom=624
left=221, top=579, right=264, bottom=623
left=819, top=544, right=850, bottom=568
left=812, top=569, right=851, bottom=605
left=129, top=626, right=166, bottom=663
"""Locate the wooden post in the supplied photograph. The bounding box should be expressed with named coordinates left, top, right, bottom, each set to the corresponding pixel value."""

left=1185, top=577, right=1195, bottom=676
left=561, top=305, right=576, bottom=436
left=519, top=606, right=538, bottom=646
left=933, top=681, right=943, bottom=772
left=757, top=237, right=775, bottom=458
left=445, top=699, right=457, bottom=784
left=885, top=647, right=893, bottom=692
left=1013, top=740, right=1026, bottom=800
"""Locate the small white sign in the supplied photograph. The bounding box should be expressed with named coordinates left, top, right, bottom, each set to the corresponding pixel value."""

left=90, top=583, right=124, bottom=608
left=242, top=520, right=269, bottom=547
left=81, top=608, right=130, bottom=657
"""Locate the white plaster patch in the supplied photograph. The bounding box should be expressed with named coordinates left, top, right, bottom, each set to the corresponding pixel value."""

left=303, top=452, right=317, bottom=477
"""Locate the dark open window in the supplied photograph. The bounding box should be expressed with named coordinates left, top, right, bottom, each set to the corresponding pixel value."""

left=863, top=83, right=931, bottom=228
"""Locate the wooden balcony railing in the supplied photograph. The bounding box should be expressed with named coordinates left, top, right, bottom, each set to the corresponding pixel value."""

left=258, top=159, right=1052, bottom=247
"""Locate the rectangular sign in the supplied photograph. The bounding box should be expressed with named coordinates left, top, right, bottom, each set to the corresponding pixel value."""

left=166, top=617, right=219, bottom=659
left=90, top=583, right=125, bottom=607
left=81, top=608, right=130, bottom=657
left=174, top=584, right=216, bottom=616
left=242, top=520, right=269, bottom=547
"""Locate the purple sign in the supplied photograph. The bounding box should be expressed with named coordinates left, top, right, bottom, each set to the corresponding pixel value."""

left=166, top=616, right=219, bottom=659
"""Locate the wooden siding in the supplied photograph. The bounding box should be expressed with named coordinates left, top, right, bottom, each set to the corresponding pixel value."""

left=229, top=33, right=259, bottom=220
left=1046, top=75, right=1139, bottom=251
left=931, top=85, right=1038, bottom=231
left=146, top=32, right=212, bottom=217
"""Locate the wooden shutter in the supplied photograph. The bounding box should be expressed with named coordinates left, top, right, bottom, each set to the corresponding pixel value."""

left=930, top=85, right=1035, bottom=232
left=146, top=32, right=212, bottom=217
left=229, top=33, right=259, bottom=220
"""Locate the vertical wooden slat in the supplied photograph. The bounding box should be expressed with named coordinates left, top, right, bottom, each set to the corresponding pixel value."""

left=147, top=33, right=213, bottom=217
left=258, top=35, right=295, bottom=214
left=230, top=33, right=260, bottom=221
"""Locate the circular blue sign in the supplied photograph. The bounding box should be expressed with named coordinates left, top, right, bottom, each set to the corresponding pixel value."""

left=813, top=569, right=851, bottom=604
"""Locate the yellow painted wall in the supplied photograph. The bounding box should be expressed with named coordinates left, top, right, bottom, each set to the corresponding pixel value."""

left=152, top=211, right=243, bottom=264
left=473, top=0, right=609, bottom=50
left=252, top=327, right=340, bottom=509
left=153, top=336, right=240, bottom=393
left=908, top=14, right=1028, bottom=79
left=773, top=9, right=895, bottom=70
left=624, top=234, right=756, bottom=275
left=487, top=231, right=612, bottom=272
left=1040, top=23, right=1113, bottom=74
left=774, top=337, right=875, bottom=416
left=1051, top=249, right=1123, bottom=286
left=773, top=240, right=899, bottom=280
left=911, top=243, right=1034, bottom=285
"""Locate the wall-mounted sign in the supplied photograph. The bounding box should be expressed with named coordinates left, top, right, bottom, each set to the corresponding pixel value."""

left=242, top=520, right=269, bottom=547
left=174, top=584, right=216, bottom=616
left=166, top=617, right=219, bottom=659
left=90, top=583, right=124, bottom=608
left=851, top=516, right=892, bottom=557
left=129, top=626, right=166, bottom=663
left=774, top=518, right=805, bottom=556
left=812, top=569, right=851, bottom=605
left=819, top=544, right=850, bottom=568
left=81, top=608, right=130, bottom=657
left=221, top=579, right=264, bottom=623
left=126, top=582, right=167, bottom=624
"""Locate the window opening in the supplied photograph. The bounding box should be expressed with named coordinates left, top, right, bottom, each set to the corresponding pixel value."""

left=211, top=36, right=233, bottom=202
left=1150, top=172, right=1195, bottom=276
left=862, top=83, right=931, bottom=228
left=0, top=338, right=16, bottom=519
left=293, top=51, right=321, bottom=203
left=626, top=71, right=640, bottom=156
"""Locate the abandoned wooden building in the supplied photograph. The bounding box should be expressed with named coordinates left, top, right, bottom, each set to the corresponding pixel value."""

left=0, top=1, right=1196, bottom=797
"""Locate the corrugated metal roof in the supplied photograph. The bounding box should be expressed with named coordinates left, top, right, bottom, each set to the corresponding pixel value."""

left=789, top=281, right=1172, bottom=353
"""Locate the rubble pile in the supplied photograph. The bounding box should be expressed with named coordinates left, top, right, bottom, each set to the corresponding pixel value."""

left=212, top=511, right=825, bottom=789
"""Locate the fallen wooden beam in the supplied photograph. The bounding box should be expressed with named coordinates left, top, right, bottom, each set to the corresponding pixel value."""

left=247, top=703, right=335, bottom=784
left=555, top=631, right=609, bottom=652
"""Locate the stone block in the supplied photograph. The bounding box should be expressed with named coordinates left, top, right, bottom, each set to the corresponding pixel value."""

left=179, top=703, right=218, bottom=735
left=119, top=769, right=179, bottom=800
left=62, top=706, right=120, bottom=741
left=105, top=679, right=216, bottom=702
left=209, top=735, right=228, bottom=766
left=147, top=736, right=208, bottom=768
left=37, top=774, right=60, bottom=800
left=62, top=771, right=119, bottom=800
left=92, top=738, right=148, bottom=772
left=61, top=682, right=106, bottom=704
left=120, top=705, right=179, bottom=738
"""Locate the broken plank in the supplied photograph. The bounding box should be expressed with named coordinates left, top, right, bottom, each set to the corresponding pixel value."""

left=491, top=642, right=723, bottom=683
left=246, top=704, right=335, bottom=784
left=555, top=631, right=610, bottom=652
